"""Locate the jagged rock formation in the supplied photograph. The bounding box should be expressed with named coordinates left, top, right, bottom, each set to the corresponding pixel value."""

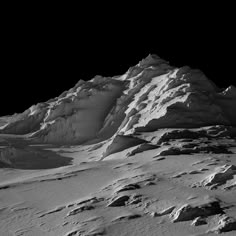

left=200, top=165, right=236, bottom=189
left=171, top=200, right=224, bottom=222
left=212, top=215, right=236, bottom=233
left=0, top=54, right=235, bottom=146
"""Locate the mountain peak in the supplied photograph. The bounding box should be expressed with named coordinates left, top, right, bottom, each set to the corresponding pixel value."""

left=138, top=54, right=169, bottom=68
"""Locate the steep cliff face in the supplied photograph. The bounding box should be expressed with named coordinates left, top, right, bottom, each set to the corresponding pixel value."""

left=0, top=54, right=235, bottom=144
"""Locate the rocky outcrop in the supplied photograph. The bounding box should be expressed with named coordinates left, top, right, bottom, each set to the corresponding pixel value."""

left=210, top=215, right=236, bottom=233
left=201, top=165, right=236, bottom=189
left=107, top=195, right=130, bottom=207
left=191, top=216, right=207, bottom=226
left=171, top=200, right=223, bottom=222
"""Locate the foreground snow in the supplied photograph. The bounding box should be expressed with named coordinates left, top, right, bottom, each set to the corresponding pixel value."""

left=0, top=55, right=235, bottom=235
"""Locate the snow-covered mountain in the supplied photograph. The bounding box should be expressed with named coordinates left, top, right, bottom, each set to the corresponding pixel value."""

left=0, top=55, right=236, bottom=236
left=0, top=54, right=235, bottom=144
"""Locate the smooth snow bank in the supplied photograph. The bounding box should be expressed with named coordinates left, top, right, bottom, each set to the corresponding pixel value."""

left=0, top=54, right=235, bottom=144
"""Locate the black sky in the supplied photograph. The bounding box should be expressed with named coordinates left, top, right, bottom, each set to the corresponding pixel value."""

left=1, top=6, right=235, bottom=116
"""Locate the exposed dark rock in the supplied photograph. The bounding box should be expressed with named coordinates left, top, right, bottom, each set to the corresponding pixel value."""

left=156, top=206, right=176, bottom=216
left=116, top=183, right=140, bottom=193
left=194, top=145, right=232, bottom=154
left=158, top=130, right=206, bottom=144
left=107, top=195, right=130, bottom=207
left=172, top=172, right=187, bottom=178
left=153, top=156, right=166, bottom=161
left=182, top=143, right=198, bottom=149
left=157, top=144, right=232, bottom=157
left=188, top=170, right=201, bottom=175
left=114, top=214, right=142, bottom=221
left=171, top=201, right=224, bottom=222
left=201, top=165, right=236, bottom=188
left=127, top=143, right=159, bottom=156
left=67, top=205, right=94, bottom=216
left=127, top=194, right=143, bottom=205
left=191, top=216, right=207, bottom=226
left=211, top=215, right=236, bottom=233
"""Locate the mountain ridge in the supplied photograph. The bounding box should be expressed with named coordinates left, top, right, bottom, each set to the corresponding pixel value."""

left=0, top=54, right=235, bottom=144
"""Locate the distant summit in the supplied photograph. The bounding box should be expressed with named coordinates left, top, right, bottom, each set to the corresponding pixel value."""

left=138, top=54, right=169, bottom=68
